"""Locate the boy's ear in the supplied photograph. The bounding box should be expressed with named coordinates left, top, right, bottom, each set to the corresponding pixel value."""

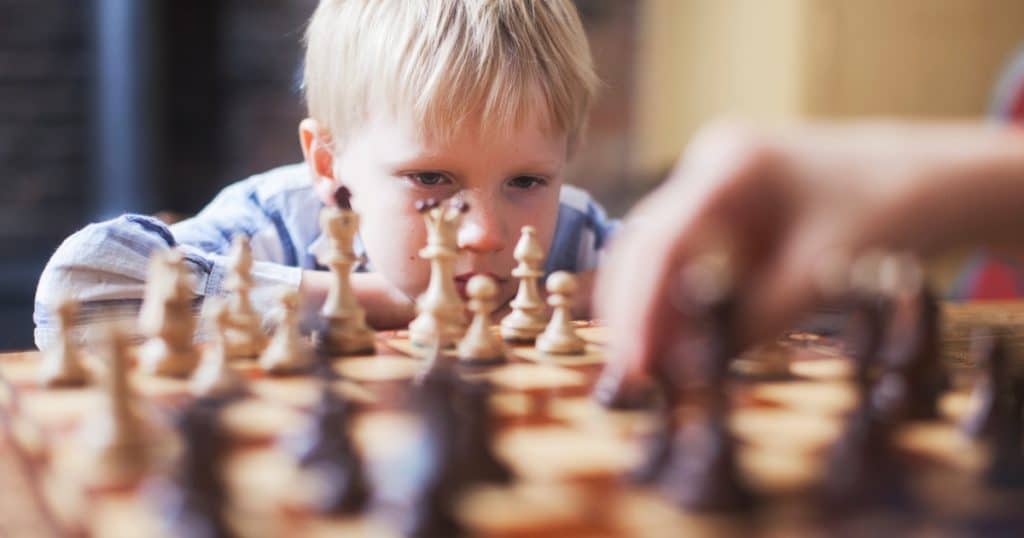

left=298, top=118, right=338, bottom=206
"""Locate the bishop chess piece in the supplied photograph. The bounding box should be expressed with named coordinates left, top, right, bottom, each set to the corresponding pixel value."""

left=156, top=400, right=234, bottom=538
left=221, top=236, right=267, bottom=359
left=82, top=325, right=156, bottom=486
left=313, top=186, right=375, bottom=356
left=291, top=383, right=371, bottom=514
left=260, top=289, right=313, bottom=375
left=408, top=198, right=470, bottom=349
left=191, top=300, right=247, bottom=398
left=535, top=271, right=586, bottom=355
left=500, top=226, right=548, bottom=343
left=456, top=275, right=506, bottom=364
left=39, top=297, right=91, bottom=387
left=138, top=249, right=201, bottom=377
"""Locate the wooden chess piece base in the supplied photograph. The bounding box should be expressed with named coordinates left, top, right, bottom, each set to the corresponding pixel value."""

left=223, top=324, right=267, bottom=360
left=138, top=339, right=200, bottom=378
left=314, top=318, right=376, bottom=356
left=499, top=310, right=546, bottom=343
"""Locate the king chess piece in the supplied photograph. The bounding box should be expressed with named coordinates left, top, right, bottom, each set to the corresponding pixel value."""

left=39, top=297, right=91, bottom=387
left=314, top=186, right=375, bottom=356
left=222, top=236, right=267, bottom=359
left=138, top=249, right=200, bottom=377
left=408, top=198, right=470, bottom=349
left=500, top=226, right=548, bottom=343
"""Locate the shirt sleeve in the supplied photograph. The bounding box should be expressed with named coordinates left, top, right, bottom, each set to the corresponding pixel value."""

left=33, top=184, right=303, bottom=350
left=546, top=185, right=620, bottom=274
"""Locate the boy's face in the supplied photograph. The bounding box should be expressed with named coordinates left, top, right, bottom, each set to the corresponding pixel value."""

left=320, top=109, right=567, bottom=308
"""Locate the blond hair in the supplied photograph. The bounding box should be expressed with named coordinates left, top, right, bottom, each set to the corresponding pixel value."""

left=303, top=0, right=598, bottom=150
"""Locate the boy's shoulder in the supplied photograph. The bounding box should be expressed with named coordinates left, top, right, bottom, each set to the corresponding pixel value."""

left=237, top=163, right=314, bottom=205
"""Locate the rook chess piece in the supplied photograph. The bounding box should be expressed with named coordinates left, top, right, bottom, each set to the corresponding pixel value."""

left=408, top=198, right=470, bottom=349
left=39, top=297, right=91, bottom=387
left=313, top=186, right=375, bottom=356
left=191, top=300, right=247, bottom=398
left=500, top=226, right=548, bottom=342
left=259, top=289, right=313, bottom=375
left=535, top=271, right=585, bottom=355
left=222, top=236, right=267, bottom=359
left=456, top=275, right=506, bottom=364
left=138, top=250, right=201, bottom=377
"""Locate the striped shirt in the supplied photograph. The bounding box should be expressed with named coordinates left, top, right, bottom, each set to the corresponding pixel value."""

left=34, top=163, right=618, bottom=349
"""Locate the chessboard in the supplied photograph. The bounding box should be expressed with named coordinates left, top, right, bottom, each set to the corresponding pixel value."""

left=1, top=313, right=1021, bottom=538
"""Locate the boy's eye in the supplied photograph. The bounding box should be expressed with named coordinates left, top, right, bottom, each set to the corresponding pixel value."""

left=507, top=176, right=548, bottom=190
left=409, top=172, right=451, bottom=187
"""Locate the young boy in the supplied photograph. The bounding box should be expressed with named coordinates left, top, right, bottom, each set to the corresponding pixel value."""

left=33, top=0, right=616, bottom=349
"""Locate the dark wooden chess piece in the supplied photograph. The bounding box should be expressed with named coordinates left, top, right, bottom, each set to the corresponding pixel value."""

left=454, top=379, right=513, bottom=486
left=874, top=285, right=949, bottom=422
left=293, top=383, right=370, bottom=515
left=822, top=294, right=909, bottom=512
left=657, top=294, right=753, bottom=512
left=157, top=399, right=233, bottom=538
left=963, top=329, right=1011, bottom=439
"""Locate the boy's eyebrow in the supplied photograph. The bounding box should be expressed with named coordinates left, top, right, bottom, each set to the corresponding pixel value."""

left=389, top=155, right=564, bottom=175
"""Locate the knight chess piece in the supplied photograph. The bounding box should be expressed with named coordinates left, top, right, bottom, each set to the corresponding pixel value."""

left=456, top=275, right=506, bottom=364
left=222, top=236, right=267, bottom=359
left=408, top=198, right=470, bottom=349
left=39, top=297, right=91, bottom=387
left=138, top=249, right=201, bottom=377
left=314, top=186, right=376, bottom=356
left=500, top=226, right=549, bottom=343
left=191, top=300, right=247, bottom=398
left=535, top=271, right=586, bottom=355
left=259, top=289, right=313, bottom=375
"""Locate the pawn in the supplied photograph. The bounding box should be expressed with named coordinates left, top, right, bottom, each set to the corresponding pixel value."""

left=39, top=298, right=91, bottom=387
left=535, top=271, right=585, bottom=355
left=222, top=236, right=268, bottom=359
left=456, top=275, right=506, bottom=364
left=191, top=300, right=247, bottom=398
left=259, top=289, right=312, bottom=375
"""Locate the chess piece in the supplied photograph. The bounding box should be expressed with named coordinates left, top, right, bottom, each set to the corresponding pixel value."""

left=535, top=271, right=585, bottom=355
left=138, top=249, right=201, bottom=377
left=82, top=325, right=155, bottom=485
left=500, top=226, right=548, bottom=342
left=454, top=379, right=513, bottom=485
left=963, top=329, right=1011, bottom=438
left=409, top=198, right=470, bottom=349
left=984, top=369, right=1024, bottom=488
left=456, top=275, right=506, bottom=364
left=39, top=297, right=91, bottom=387
left=191, top=300, right=247, bottom=398
left=292, top=384, right=371, bottom=514
left=822, top=286, right=908, bottom=511
left=658, top=288, right=753, bottom=512
left=259, top=289, right=313, bottom=375
left=156, top=400, right=233, bottom=538
left=873, top=256, right=948, bottom=421
left=222, top=236, right=267, bottom=359
left=629, top=383, right=677, bottom=484
left=313, top=186, right=375, bottom=356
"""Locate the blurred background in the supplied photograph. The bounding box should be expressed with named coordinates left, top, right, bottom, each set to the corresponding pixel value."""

left=2, top=0, right=1024, bottom=349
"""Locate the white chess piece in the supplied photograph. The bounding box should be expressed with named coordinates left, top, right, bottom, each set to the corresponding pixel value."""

left=82, top=325, right=154, bottom=485
left=191, top=300, right=247, bottom=397
left=535, top=271, right=585, bottom=355
left=39, top=298, right=91, bottom=387
left=409, top=198, right=470, bottom=348
left=457, top=275, right=506, bottom=364
left=138, top=249, right=200, bottom=377
left=222, top=236, right=267, bottom=359
left=314, top=190, right=375, bottom=355
left=500, top=226, right=549, bottom=342
left=260, top=288, right=312, bottom=375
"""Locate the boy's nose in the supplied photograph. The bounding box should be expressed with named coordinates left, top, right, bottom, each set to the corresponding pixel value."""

left=457, top=197, right=507, bottom=254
